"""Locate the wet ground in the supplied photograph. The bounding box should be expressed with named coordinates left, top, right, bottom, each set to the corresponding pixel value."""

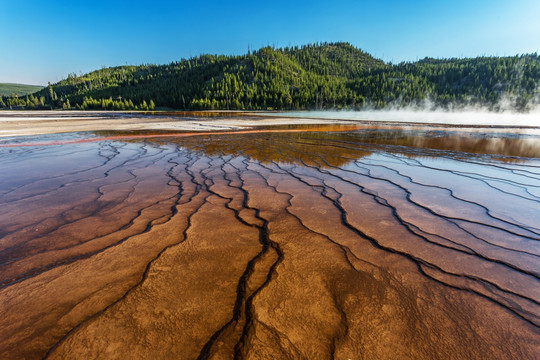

left=0, top=123, right=539, bottom=359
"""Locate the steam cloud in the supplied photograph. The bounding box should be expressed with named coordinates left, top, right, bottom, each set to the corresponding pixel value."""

left=276, top=92, right=540, bottom=128
left=278, top=108, right=540, bottom=127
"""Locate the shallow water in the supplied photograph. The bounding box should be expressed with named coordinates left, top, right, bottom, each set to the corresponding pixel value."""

left=0, top=125, right=539, bottom=359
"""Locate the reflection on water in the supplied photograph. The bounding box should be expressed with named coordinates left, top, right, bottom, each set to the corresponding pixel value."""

left=0, top=125, right=539, bottom=359
left=94, top=124, right=540, bottom=165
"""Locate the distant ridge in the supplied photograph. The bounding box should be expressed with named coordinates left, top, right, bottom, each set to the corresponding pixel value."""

left=1, top=42, right=539, bottom=111
left=0, top=83, right=44, bottom=97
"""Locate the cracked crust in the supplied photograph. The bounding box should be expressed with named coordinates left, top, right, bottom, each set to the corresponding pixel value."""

left=0, top=120, right=539, bottom=359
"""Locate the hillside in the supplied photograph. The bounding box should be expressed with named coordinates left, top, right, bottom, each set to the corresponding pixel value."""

left=1, top=43, right=539, bottom=111
left=0, top=83, right=44, bottom=97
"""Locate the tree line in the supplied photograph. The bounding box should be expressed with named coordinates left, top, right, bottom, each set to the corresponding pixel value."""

left=1, top=42, right=539, bottom=111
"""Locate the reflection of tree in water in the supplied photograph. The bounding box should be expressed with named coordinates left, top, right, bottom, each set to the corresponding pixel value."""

left=178, top=132, right=369, bottom=168
left=93, top=127, right=371, bottom=168
left=338, top=129, right=540, bottom=160
left=94, top=126, right=540, bottom=166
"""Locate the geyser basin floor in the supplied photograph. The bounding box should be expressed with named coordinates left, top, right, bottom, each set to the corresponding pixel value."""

left=0, top=124, right=539, bottom=359
left=0, top=110, right=359, bottom=137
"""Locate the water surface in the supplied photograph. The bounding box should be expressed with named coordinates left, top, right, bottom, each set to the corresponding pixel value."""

left=0, top=125, right=539, bottom=359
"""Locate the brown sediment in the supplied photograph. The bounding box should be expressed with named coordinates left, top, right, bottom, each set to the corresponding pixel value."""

left=0, top=118, right=539, bottom=359
left=0, top=125, right=365, bottom=148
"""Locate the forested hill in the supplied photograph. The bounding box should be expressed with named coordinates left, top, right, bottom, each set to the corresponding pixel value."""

left=1, top=42, right=539, bottom=111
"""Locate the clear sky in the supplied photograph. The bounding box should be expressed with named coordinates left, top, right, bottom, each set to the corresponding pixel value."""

left=1, top=0, right=539, bottom=85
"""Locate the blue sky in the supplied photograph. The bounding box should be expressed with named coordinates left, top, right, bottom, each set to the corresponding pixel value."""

left=1, top=0, right=539, bottom=85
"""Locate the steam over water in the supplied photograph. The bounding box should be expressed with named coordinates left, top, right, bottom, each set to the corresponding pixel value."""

left=0, top=119, right=539, bottom=359
left=272, top=110, right=540, bottom=127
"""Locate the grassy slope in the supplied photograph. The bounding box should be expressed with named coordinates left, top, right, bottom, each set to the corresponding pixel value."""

left=0, top=83, right=44, bottom=96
